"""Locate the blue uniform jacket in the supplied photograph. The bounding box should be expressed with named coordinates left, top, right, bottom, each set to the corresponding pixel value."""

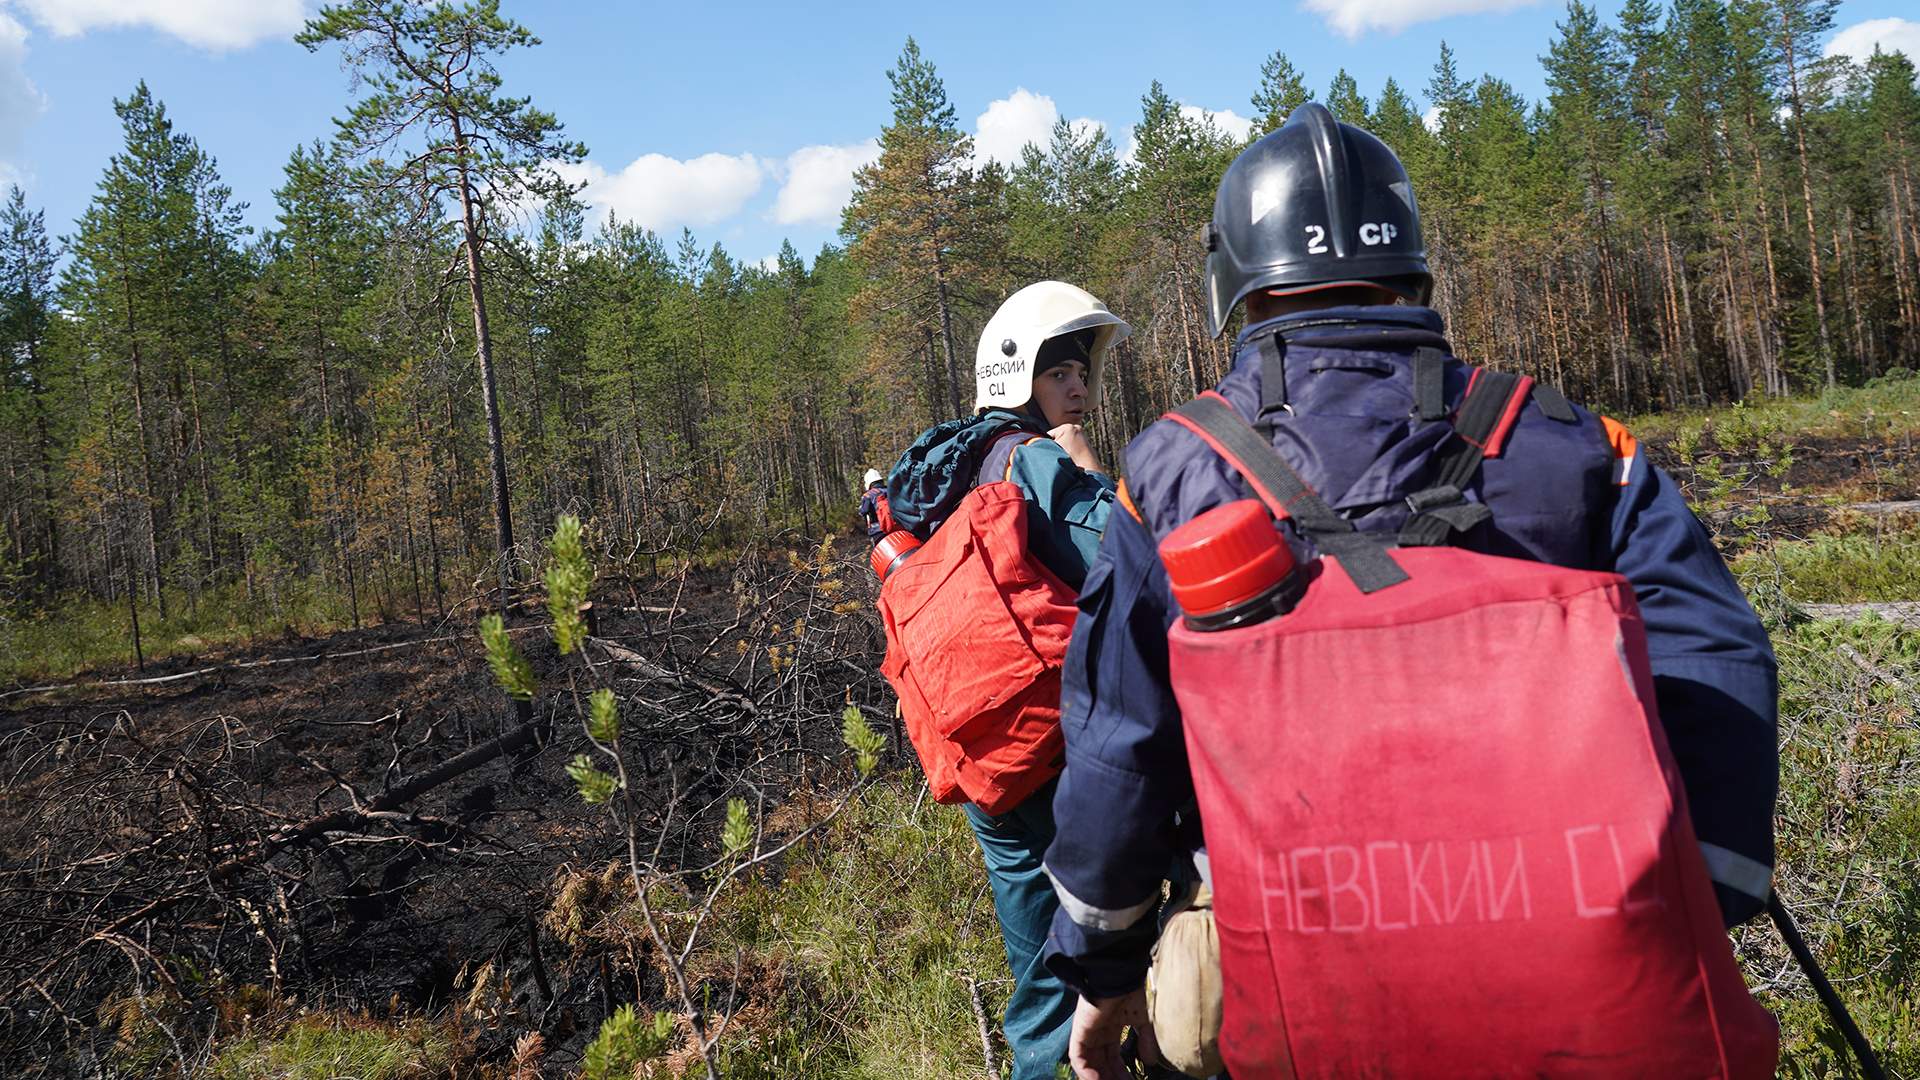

left=1042, top=306, right=1779, bottom=998
left=886, top=408, right=1116, bottom=589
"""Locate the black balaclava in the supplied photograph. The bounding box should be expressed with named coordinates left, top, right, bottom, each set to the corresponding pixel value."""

left=1020, top=328, right=1097, bottom=425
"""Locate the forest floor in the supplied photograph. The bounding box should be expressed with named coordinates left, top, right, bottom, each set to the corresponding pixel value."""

left=3, top=375, right=1919, bottom=1078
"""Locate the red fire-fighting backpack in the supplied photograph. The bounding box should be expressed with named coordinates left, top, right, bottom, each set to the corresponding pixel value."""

left=871, top=490, right=897, bottom=535
left=1154, top=362, right=1779, bottom=1079
left=876, top=432, right=1074, bottom=815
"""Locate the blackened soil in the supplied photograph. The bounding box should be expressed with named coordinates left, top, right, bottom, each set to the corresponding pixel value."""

left=0, top=540, right=892, bottom=1074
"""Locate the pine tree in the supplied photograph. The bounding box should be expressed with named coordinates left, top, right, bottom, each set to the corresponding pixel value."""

left=258, top=141, right=379, bottom=624
left=1860, top=50, right=1920, bottom=341
left=1128, top=81, right=1240, bottom=393
left=1762, top=0, right=1842, bottom=382
left=300, top=0, right=588, bottom=605
left=1252, top=50, right=1312, bottom=135
left=1327, top=70, right=1371, bottom=126
left=61, top=83, right=223, bottom=618
left=1006, top=117, right=1123, bottom=282
left=0, top=187, right=60, bottom=593
left=1542, top=1, right=1630, bottom=226
left=1371, top=79, right=1442, bottom=203
left=843, top=38, right=999, bottom=424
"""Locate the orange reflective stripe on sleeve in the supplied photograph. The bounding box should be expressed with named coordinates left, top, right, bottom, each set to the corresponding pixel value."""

left=1116, top=478, right=1144, bottom=523
left=1600, top=416, right=1638, bottom=486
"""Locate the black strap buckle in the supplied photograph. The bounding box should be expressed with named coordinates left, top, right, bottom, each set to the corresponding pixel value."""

left=1406, top=484, right=1465, bottom=513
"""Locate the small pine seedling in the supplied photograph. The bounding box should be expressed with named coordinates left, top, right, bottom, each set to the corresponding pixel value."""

left=579, top=1004, right=676, bottom=1080
left=479, top=614, right=537, bottom=701
left=721, top=798, right=752, bottom=856
left=586, top=688, right=618, bottom=745
left=567, top=754, right=618, bottom=805
left=841, top=705, right=885, bottom=776
left=545, top=514, right=591, bottom=655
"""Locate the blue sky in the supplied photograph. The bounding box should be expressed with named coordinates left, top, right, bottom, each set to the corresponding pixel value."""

left=1, top=0, right=1915, bottom=271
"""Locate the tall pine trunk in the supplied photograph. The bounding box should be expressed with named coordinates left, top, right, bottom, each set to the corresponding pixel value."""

left=1780, top=14, right=1836, bottom=384
left=933, top=255, right=963, bottom=417
left=454, top=136, right=518, bottom=609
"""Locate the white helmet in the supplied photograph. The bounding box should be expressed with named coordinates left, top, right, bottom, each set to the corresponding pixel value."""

left=863, top=468, right=883, bottom=488
left=974, top=281, right=1130, bottom=413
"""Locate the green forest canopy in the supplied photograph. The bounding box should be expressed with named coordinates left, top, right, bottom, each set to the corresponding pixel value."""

left=1, top=0, right=1917, bottom=637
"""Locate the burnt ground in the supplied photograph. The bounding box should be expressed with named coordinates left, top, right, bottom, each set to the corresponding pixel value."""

left=1640, top=428, right=1920, bottom=544
left=0, top=538, right=894, bottom=1076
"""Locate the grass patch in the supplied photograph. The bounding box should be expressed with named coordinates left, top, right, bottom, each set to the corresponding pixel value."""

left=1627, top=368, right=1920, bottom=446
left=1736, top=526, right=1920, bottom=604
left=697, top=779, right=1009, bottom=1080
left=208, top=1013, right=468, bottom=1080
left=0, top=575, right=395, bottom=685
left=1741, top=610, right=1920, bottom=1078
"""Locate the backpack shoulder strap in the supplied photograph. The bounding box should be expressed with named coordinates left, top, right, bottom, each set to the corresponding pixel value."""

left=977, top=428, right=1047, bottom=488
left=1413, top=347, right=1449, bottom=421
left=1531, top=382, right=1578, bottom=423
left=1164, top=393, right=1408, bottom=594
left=1398, top=365, right=1534, bottom=548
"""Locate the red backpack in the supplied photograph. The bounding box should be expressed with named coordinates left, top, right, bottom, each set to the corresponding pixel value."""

left=876, top=435, right=1074, bottom=814
left=1156, top=377, right=1779, bottom=1078
left=870, top=489, right=897, bottom=535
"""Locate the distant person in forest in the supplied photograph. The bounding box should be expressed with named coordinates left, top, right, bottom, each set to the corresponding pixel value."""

left=875, top=281, right=1129, bottom=1080
left=1044, top=103, right=1781, bottom=1079
left=858, top=468, right=891, bottom=544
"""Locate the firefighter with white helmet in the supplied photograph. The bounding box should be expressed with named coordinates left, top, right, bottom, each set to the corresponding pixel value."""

left=975, top=280, right=1128, bottom=416
left=877, top=280, right=1131, bottom=1079
left=857, top=468, right=891, bottom=544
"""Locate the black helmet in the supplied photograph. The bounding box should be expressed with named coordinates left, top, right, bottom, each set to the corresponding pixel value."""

left=1203, top=101, right=1430, bottom=337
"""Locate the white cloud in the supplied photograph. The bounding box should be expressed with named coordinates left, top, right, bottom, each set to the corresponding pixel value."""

left=1179, top=103, right=1254, bottom=142
left=974, top=88, right=1059, bottom=166
left=1422, top=105, right=1444, bottom=133
left=972, top=88, right=1106, bottom=167
left=1299, top=0, right=1540, bottom=40
left=1824, top=18, right=1920, bottom=69
left=554, top=152, right=764, bottom=234
left=13, top=0, right=305, bottom=50
left=770, top=140, right=879, bottom=226
left=0, top=12, right=44, bottom=186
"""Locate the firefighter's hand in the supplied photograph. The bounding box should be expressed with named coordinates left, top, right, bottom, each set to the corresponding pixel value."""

left=1049, top=424, right=1106, bottom=474
left=1069, top=988, right=1158, bottom=1079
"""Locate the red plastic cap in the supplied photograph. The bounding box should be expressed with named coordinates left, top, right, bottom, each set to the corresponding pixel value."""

left=871, top=531, right=923, bottom=580
left=1158, top=500, right=1294, bottom=616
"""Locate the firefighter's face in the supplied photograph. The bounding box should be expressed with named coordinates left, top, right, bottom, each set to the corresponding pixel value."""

left=1031, top=358, right=1090, bottom=427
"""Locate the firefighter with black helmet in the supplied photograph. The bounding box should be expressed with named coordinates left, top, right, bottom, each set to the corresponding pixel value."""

left=1201, top=99, right=1431, bottom=326
left=1041, top=103, right=1779, bottom=1078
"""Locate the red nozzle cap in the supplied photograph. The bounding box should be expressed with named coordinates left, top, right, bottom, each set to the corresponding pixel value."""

left=1158, top=500, right=1294, bottom=616
left=871, top=531, right=923, bottom=580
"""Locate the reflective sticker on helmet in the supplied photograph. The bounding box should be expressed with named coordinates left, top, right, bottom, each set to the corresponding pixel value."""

left=1359, top=222, right=1400, bottom=246
left=1251, top=182, right=1282, bottom=226
left=1390, top=180, right=1415, bottom=209
left=1304, top=225, right=1328, bottom=254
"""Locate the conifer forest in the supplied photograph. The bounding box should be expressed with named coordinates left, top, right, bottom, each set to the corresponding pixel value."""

left=2, top=0, right=1918, bottom=1076
left=0, top=0, right=1914, bottom=621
